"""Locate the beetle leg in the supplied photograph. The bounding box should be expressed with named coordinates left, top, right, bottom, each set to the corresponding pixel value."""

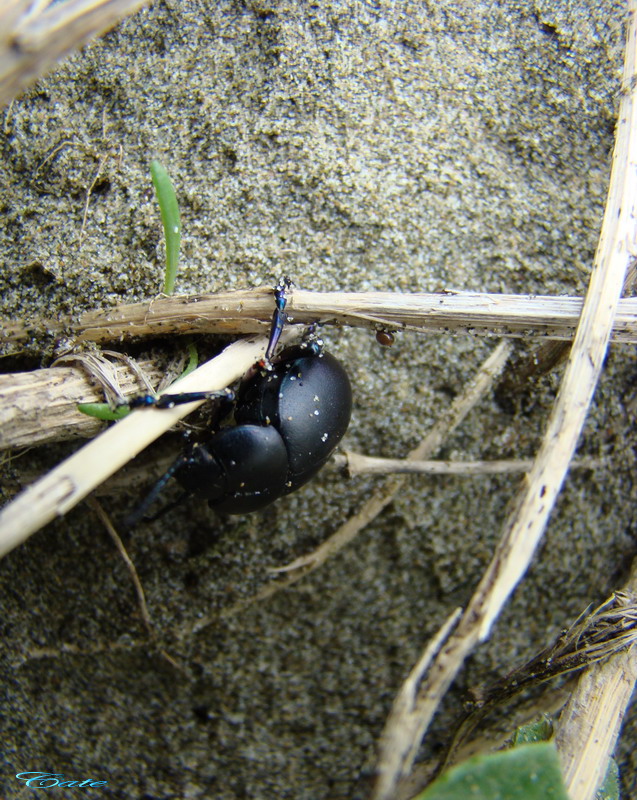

left=298, top=322, right=324, bottom=356
left=124, top=451, right=192, bottom=529
left=263, top=276, right=294, bottom=365
left=124, top=388, right=234, bottom=410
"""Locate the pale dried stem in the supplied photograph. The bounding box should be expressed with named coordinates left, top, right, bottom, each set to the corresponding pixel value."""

left=4, top=286, right=636, bottom=452
left=87, top=497, right=182, bottom=672
left=87, top=497, right=152, bottom=631
left=372, top=2, right=637, bottom=797
left=375, top=608, right=463, bottom=793
left=555, top=560, right=637, bottom=800
left=0, top=358, right=165, bottom=449
left=0, top=0, right=149, bottom=109
left=334, top=453, right=602, bottom=476
left=466, top=0, right=637, bottom=642
left=0, top=335, right=269, bottom=559
left=4, top=289, right=637, bottom=348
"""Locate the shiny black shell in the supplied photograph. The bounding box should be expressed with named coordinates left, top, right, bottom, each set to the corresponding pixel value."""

left=176, top=345, right=352, bottom=514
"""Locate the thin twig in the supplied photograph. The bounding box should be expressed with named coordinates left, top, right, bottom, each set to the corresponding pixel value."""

left=79, top=152, right=109, bottom=245
left=4, top=289, right=637, bottom=349
left=333, top=452, right=602, bottom=476
left=87, top=497, right=152, bottom=630
left=11, top=637, right=149, bottom=669
left=87, top=496, right=182, bottom=672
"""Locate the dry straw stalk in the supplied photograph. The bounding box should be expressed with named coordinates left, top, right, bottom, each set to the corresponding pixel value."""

left=3, top=288, right=637, bottom=348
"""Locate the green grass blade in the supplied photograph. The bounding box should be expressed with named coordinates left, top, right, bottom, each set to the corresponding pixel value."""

left=150, top=160, right=181, bottom=295
left=177, top=341, right=199, bottom=380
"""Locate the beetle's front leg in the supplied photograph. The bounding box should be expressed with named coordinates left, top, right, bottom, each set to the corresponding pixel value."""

left=122, top=388, right=234, bottom=410
left=263, top=276, right=294, bottom=365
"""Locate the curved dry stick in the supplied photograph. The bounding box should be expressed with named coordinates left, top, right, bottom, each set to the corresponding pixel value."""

left=5, top=289, right=637, bottom=347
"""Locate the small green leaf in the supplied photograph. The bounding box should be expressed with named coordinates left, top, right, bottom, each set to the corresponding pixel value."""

left=150, top=159, right=181, bottom=295
left=414, top=743, right=570, bottom=800
left=512, top=716, right=553, bottom=745
left=177, top=342, right=198, bottom=381
left=78, top=403, right=131, bottom=421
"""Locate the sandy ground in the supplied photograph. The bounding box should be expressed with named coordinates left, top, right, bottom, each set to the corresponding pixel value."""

left=1, top=1, right=636, bottom=798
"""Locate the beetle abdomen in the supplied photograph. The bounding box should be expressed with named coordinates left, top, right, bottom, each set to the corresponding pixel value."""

left=176, top=424, right=289, bottom=514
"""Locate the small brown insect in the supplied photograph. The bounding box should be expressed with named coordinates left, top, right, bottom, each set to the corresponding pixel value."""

left=375, top=330, right=395, bottom=347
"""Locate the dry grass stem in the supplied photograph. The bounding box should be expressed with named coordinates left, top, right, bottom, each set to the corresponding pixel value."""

left=468, top=0, right=637, bottom=645
left=87, top=497, right=181, bottom=672
left=4, top=289, right=637, bottom=350
left=87, top=497, right=152, bottom=630
left=375, top=608, right=463, bottom=795
left=0, top=0, right=149, bottom=109
left=334, top=453, right=602, bottom=477
left=79, top=152, right=109, bottom=245
left=10, top=637, right=148, bottom=670
left=0, top=335, right=269, bottom=559
left=372, top=2, right=637, bottom=797
left=555, top=561, right=637, bottom=800
left=0, top=356, right=166, bottom=449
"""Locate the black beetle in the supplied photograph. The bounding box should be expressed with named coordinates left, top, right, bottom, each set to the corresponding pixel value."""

left=125, top=280, right=352, bottom=524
